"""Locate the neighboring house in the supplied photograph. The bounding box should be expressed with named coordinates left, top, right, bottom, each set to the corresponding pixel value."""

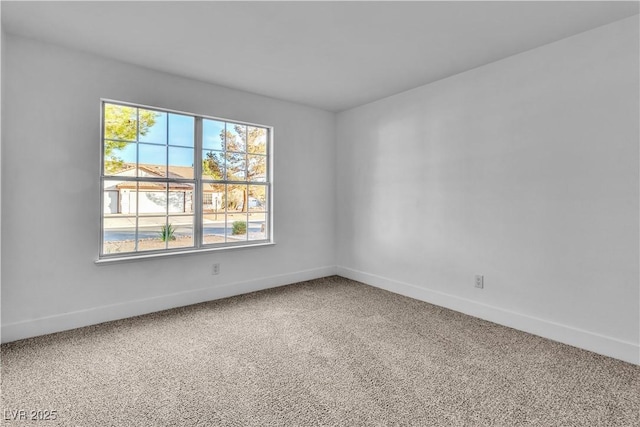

left=103, top=164, right=193, bottom=214
left=104, top=164, right=223, bottom=214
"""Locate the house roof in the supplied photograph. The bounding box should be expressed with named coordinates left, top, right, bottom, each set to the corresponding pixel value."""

left=113, top=164, right=226, bottom=192
left=115, top=164, right=193, bottom=190
left=115, top=163, right=194, bottom=179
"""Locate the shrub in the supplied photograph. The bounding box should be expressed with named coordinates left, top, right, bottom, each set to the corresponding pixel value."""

left=232, top=221, right=247, bottom=235
left=160, top=223, right=176, bottom=241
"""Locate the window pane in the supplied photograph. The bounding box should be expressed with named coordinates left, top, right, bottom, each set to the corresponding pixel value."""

left=103, top=182, right=119, bottom=215
left=104, top=103, right=137, bottom=141
left=139, top=144, right=167, bottom=177
left=168, top=147, right=194, bottom=179
left=247, top=126, right=267, bottom=155
left=225, top=212, right=247, bottom=225
left=168, top=183, right=193, bottom=213
left=247, top=155, right=266, bottom=182
left=226, top=184, right=246, bottom=213
left=248, top=213, right=268, bottom=241
left=138, top=182, right=168, bottom=215
left=178, top=184, right=194, bottom=214
left=203, top=183, right=224, bottom=213
left=203, top=150, right=224, bottom=180
left=248, top=185, right=267, bottom=212
left=227, top=214, right=249, bottom=242
left=168, top=113, right=194, bottom=147
left=203, top=230, right=226, bottom=245
left=103, top=216, right=136, bottom=255
left=138, top=110, right=166, bottom=145
left=168, top=191, right=185, bottom=213
left=137, top=219, right=166, bottom=252
left=167, top=216, right=194, bottom=249
left=203, top=184, right=225, bottom=245
left=104, top=141, right=136, bottom=175
left=203, top=119, right=225, bottom=151
left=226, top=123, right=246, bottom=153
left=108, top=181, right=138, bottom=215
left=226, top=184, right=247, bottom=242
left=202, top=225, right=226, bottom=245
left=226, top=152, right=246, bottom=181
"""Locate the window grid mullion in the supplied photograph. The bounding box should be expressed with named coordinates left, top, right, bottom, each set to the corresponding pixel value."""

left=194, top=117, right=203, bottom=249
left=224, top=183, right=228, bottom=244
left=165, top=109, right=170, bottom=250
left=223, top=123, right=228, bottom=243
left=134, top=181, right=139, bottom=252
left=102, top=176, right=196, bottom=184
left=134, top=108, right=140, bottom=252
left=166, top=184, right=170, bottom=250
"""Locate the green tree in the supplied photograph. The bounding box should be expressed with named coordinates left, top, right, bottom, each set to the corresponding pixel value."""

left=223, top=126, right=247, bottom=182
left=203, top=125, right=267, bottom=212
left=104, top=105, right=158, bottom=173
left=203, top=151, right=224, bottom=180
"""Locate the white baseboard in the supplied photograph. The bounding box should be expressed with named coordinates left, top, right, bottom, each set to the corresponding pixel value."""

left=4, top=265, right=638, bottom=366
left=336, top=266, right=640, bottom=365
left=1, top=266, right=337, bottom=344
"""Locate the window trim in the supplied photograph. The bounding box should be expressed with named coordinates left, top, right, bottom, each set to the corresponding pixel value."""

left=97, top=99, right=274, bottom=262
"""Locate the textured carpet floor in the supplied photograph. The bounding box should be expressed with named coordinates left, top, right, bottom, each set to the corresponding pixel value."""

left=1, top=276, right=639, bottom=426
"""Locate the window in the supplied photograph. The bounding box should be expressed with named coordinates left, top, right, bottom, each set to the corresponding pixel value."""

left=100, top=100, right=271, bottom=259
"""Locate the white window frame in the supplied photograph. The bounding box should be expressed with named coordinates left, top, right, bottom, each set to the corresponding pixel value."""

left=97, top=99, right=273, bottom=263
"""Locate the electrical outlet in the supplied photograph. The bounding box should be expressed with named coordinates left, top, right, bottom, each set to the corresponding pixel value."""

left=475, top=275, right=484, bottom=289
left=212, top=263, right=220, bottom=275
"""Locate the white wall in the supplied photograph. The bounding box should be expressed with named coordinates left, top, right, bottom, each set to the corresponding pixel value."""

left=2, top=17, right=638, bottom=365
left=336, top=16, right=640, bottom=364
left=1, top=34, right=336, bottom=341
left=0, top=29, right=4, bottom=326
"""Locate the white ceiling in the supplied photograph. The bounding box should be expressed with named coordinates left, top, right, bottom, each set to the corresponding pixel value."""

left=2, top=1, right=638, bottom=112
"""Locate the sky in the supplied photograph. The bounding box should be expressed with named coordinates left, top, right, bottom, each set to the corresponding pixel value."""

left=110, top=110, right=230, bottom=168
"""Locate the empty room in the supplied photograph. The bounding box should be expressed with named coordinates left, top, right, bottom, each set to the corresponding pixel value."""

left=1, top=1, right=639, bottom=426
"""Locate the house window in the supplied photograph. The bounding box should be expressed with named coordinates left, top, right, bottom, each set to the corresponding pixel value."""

left=100, top=100, right=271, bottom=259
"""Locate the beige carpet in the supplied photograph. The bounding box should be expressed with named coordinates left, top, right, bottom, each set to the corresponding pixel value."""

left=1, top=276, right=638, bottom=426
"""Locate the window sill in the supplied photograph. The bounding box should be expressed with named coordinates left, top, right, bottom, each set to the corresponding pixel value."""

left=95, top=241, right=275, bottom=265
